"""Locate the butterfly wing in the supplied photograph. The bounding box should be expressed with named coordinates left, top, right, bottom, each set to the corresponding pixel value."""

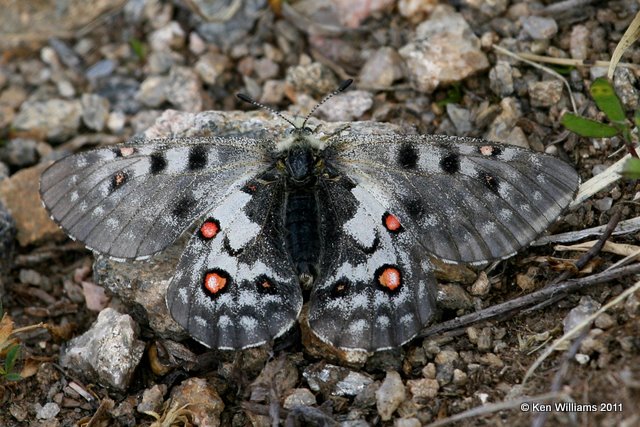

left=40, top=137, right=271, bottom=260
left=166, top=172, right=302, bottom=350
left=308, top=175, right=436, bottom=351
left=327, top=134, right=579, bottom=264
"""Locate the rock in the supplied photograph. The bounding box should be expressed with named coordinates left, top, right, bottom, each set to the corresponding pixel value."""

left=452, top=369, right=468, bottom=386
left=107, top=111, right=126, bottom=134
left=149, top=21, right=185, bottom=51
left=528, top=80, right=563, bottom=108
left=170, top=378, right=224, bottom=427
left=136, top=76, right=168, bottom=108
left=375, top=371, right=405, bottom=421
left=594, top=197, right=613, bottom=212
left=283, top=388, right=317, bottom=409
left=330, top=0, right=395, bottom=28
left=0, top=163, right=64, bottom=246
left=464, top=0, right=508, bottom=17
left=13, top=99, right=82, bottom=142
left=489, top=61, right=514, bottom=97
left=395, top=418, right=422, bottom=427
left=165, top=66, right=203, bottom=112
left=250, top=356, right=299, bottom=403
left=194, top=52, right=230, bottom=85
left=35, top=402, right=60, bottom=420
left=188, top=31, right=206, bottom=55
left=437, top=283, right=474, bottom=311
left=484, top=97, right=522, bottom=143
left=594, top=313, right=616, bottom=330
left=613, top=68, right=639, bottom=111
left=303, top=363, right=374, bottom=398
left=260, top=79, right=286, bottom=105
left=286, top=62, right=339, bottom=97
left=0, top=85, right=27, bottom=109
left=358, top=47, right=404, bottom=89
left=407, top=378, right=439, bottom=402
left=570, top=25, right=590, bottom=60
left=469, top=271, right=490, bottom=296
left=196, top=0, right=266, bottom=52
left=96, top=76, right=141, bottom=114
left=0, top=138, right=39, bottom=167
left=81, top=93, right=110, bottom=131
left=398, top=0, right=438, bottom=22
left=563, top=296, right=601, bottom=333
left=446, top=104, right=472, bottom=134
left=56, top=80, right=76, bottom=98
left=520, top=16, right=558, bottom=40
left=255, top=57, right=280, bottom=81
left=399, top=5, right=489, bottom=93
left=147, top=51, right=182, bottom=75
left=137, top=384, right=167, bottom=414
left=317, top=90, right=373, bottom=121
left=60, top=308, right=145, bottom=391
left=85, top=59, right=116, bottom=81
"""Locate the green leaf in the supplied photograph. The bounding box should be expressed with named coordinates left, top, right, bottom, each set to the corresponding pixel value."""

left=4, top=372, right=22, bottom=381
left=4, top=344, right=20, bottom=372
left=129, top=38, right=147, bottom=61
left=634, top=110, right=640, bottom=128
left=549, top=64, right=575, bottom=75
left=622, top=157, right=640, bottom=179
left=436, top=84, right=462, bottom=107
left=590, top=78, right=626, bottom=123
left=561, top=113, right=620, bottom=138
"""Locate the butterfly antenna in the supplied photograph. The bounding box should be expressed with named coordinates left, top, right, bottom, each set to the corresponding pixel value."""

left=236, top=93, right=297, bottom=128
left=301, top=79, right=353, bottom=128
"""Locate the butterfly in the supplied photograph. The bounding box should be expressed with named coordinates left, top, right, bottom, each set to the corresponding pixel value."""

left=40, top=80, right=579, bottom=352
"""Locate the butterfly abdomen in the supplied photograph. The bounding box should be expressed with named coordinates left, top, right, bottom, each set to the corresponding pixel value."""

left=284, top=189, right=321, bottom=286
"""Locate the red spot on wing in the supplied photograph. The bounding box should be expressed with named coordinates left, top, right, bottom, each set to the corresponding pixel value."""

left=204, top=272, right=227, bottom=294
left=199, top=219, right=220, bottom=239
left=378, top=267, right=402, bottom=291
left=383, top=212, right=403, bottom=233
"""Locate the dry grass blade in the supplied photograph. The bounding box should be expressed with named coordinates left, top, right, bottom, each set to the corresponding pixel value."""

left=608, top=11, right=640, bottom=79
left=522, top=279, right=640, bottom=386
left=570, top=153, right=629, bottom=209
left=533, top=216, right=640, bottom=246
left=555, top=240, right=640, bottom=257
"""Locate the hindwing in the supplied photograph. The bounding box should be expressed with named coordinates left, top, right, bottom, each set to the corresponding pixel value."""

left=308, top=175, right=436, bottom=351
left=166, top=172, right=302, bottom=350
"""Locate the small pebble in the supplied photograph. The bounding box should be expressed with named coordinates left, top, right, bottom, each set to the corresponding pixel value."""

left=520, top=16, right=558, bottom=40
left=376, top=371, right=406, bottom=421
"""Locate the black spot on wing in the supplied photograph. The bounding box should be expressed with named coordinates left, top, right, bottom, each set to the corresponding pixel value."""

left=172, top=194, right=196, bottom=218
left=440, top=152, right=460, bottom=174
left=397, top=144, right=419, bottom=169
left=188, top=145, right=208, bottom=170
left=480, top=171, right=500, bottom=194
left=149, top=152, right=167, bottom=174
left=404, top=198, right=425, bottom=220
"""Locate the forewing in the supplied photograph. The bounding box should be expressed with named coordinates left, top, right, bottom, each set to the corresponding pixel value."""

left=328, top=134, right=579, bottom=263
left=308, top=176, right=436, bottom=352
left=166, top=174, right=302, bottom=350
left=40, top=137, right=271, bottom=260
